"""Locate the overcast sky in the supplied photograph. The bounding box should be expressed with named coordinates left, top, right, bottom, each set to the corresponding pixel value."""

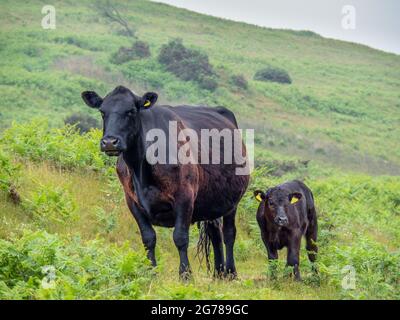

left=152, top=0, right=400, bottom=55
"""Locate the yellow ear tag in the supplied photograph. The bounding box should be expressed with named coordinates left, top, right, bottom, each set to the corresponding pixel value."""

left=144, top=100, right=151, bottom=107
left=255, top=194, right=263, bottom=202
left=290, top=196, right=299, bottom=204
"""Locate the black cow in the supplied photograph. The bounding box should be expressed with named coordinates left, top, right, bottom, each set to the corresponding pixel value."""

left=254, top=180, right=318, bottom=280
left=81, top=86, right=249, bottom=279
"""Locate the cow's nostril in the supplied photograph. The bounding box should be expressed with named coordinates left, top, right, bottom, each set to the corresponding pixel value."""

left=111, top=138, right=119, bottom=146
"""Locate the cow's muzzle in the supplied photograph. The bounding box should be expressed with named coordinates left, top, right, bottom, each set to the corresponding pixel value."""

left=274, top=215, right=289, bottom=226
left=100, top=136, right=123, bottom=156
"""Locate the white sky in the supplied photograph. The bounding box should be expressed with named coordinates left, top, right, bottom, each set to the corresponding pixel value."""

left=152, top=0, right=400, bottom=55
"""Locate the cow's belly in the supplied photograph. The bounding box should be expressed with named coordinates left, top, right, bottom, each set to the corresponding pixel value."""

left=143, top=200, right=176, bottom=227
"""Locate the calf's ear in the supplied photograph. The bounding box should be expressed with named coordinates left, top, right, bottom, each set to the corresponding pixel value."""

left=140, top=92, right=158, bottom=109
left=254, top=190, right=266, bottom=202
left=81, top=91, right=103, bottom=109
left=289, top=192, right=302, bottom=204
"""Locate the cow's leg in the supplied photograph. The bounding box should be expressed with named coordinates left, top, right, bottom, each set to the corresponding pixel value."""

left=173, top=199, right=194, bottom=280
left=306, top=209, right=318, bottom=273
left=223, top=211, right=237, bottom=279
left=206, top=221, right=225, bottom=277
left=127, top=199, right=157, bottom=266
left=287, top=232, right=302, bottom=281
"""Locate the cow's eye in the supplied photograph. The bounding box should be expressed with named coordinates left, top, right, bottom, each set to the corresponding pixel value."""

left=127, top=110, right=135, bottom=117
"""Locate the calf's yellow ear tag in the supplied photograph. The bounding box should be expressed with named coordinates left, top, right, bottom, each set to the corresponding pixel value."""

left=144, top=100, right=151, bottom=107
left=290, top=196, right=299, bottom=204
left=255, top=194, right=263, bottom=202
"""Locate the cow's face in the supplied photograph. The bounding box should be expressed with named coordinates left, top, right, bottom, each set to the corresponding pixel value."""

left=254, top=188, right=302, bottom=227
left=81, top=86, right=158, bottom=156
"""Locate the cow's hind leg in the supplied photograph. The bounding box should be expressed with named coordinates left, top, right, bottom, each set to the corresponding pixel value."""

left=206, top=220, right=225, bottom=277
left=223, top=210, right=237, bottom=279
left=173, top=198, right=194, bottom=281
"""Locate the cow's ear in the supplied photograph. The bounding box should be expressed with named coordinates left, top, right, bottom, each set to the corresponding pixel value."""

left=289, top=192, right=302, bottom=204
left=81, top=91, right=103, bottom=109
left=254, top=190, right=266, bottom=202
left=140, top=92, right=158, bottom=109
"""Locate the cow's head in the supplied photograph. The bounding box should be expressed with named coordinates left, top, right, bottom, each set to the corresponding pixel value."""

left=254, top=188, right=302, bottom=227
left=81, top=86, right=158, bottom=156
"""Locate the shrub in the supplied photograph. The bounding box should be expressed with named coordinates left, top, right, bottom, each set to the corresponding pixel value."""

left=0, top=231, right=153, bottom=299
left=158, top=39, right=218, bottom=91
left=64, top=113, right=99, bottom=134
left=1, top=120, right=113, bottom=172
left=0, top=150, right=21, bottom=204
left=230, top=74, right=248, bottom=90
left=254, top=66, right=292, bottom=84
left=23, top=185, right=77, bottom=225
left=111, top=41, right=151, bottom=64
left=132, top=40, right=151, bottom=59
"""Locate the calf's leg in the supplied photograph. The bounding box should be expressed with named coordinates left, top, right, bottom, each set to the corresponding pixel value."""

left=287, top=232, right=302, bottom=281
left=306, top=209, right=318, bottom=265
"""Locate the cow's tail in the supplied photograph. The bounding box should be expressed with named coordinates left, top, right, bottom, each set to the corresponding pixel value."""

left=196, top=219, right=222, bottom=273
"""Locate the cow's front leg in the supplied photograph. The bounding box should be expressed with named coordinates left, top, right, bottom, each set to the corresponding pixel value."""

left=287, top=232, right=302, bottom=281
left=127, top=199, right=157, bottom=266
left=173, top=199, right=193, bottom=280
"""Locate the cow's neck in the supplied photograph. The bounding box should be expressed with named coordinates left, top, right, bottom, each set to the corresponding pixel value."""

left=123, top=131, right=153, bottom=189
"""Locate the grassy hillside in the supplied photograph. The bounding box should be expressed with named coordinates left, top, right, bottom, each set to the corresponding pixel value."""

left=0, top=122, right=399, bottom=299
left=0, top=0, right=400, bottom=174
left=0, top=0, right=399, bottom=300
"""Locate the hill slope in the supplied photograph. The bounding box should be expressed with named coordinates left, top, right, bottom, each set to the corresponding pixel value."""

left=0, top=0, right=400, bottom=174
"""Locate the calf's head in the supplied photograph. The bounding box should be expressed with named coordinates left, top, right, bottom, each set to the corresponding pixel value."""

left=81, top=86, right=157, bottom=156
left=254, top=188, right=302, bottom=227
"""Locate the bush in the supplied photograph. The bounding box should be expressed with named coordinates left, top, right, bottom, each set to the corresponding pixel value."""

left=111, top=41, right=151, bottom=65
left=254, top=66, right=292, bottom=84
left=230, top=74, right=248, bottom=90
left=0, top=150, right=21, bottom=203
left=1, top=120, right=113, bottom=172
left=64, top=113, right=99, bottom=134
left=0, top=231, right=153, bottom=299
left=132, top=41, right=151, bottom=59
left=23, top=185, right=77, bottom=226
left=158, top=39, right=218, bottom=91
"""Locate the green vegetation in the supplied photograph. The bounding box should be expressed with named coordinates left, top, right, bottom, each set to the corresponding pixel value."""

left=111, top=40, right=151, bottom=65
left=0, top=123, right=398, bottom=299
left=64, top=113, right=99, bottom=133
left=0, top=0, right=399, bottom=300
left=158, top=39, right=218, bottom=91
left=254, top=66, right=292, bottom=84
